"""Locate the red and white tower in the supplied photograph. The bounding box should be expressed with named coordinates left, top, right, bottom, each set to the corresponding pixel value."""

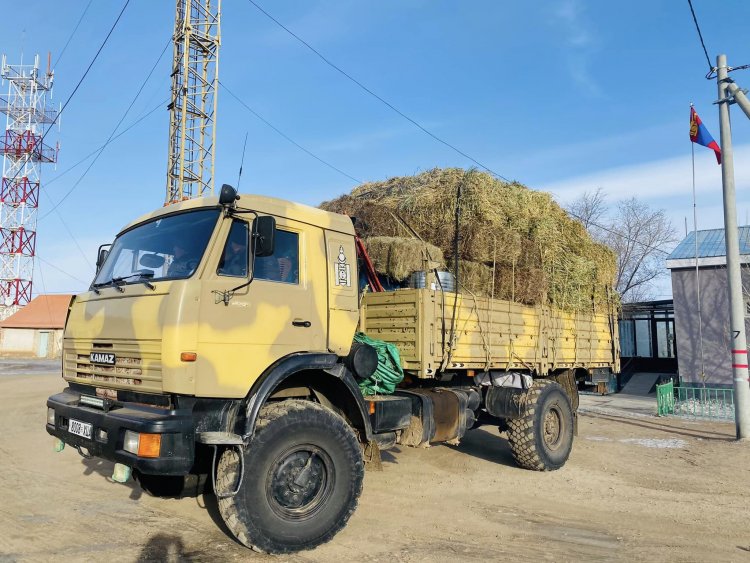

left=0, top=54, right=57, bottom=319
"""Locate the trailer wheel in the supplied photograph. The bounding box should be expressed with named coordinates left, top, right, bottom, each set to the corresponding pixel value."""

left=216, top=399, right=364, bottom=554
left=506, top=380, right=573, bottom=471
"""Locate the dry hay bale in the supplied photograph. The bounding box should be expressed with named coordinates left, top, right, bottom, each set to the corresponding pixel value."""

left=364, top=236, right=444, bottom=281
left=451, top=260, right=494, bottom=296
left=320, top=167, right=617, bottom=311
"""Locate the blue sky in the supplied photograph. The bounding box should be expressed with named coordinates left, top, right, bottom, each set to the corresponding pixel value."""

left=2, top=0, right=750, bottom=298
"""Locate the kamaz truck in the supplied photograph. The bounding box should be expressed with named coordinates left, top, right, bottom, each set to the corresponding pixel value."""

left=46, top=185, right=619, bottom=553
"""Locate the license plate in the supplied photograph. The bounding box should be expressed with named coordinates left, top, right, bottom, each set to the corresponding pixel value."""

left=90, top=352, right=116, bottom=365
left=69, top=418, right=93, bottom=439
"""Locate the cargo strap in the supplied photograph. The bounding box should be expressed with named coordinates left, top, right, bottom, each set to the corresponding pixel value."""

left=355, top=236, right=384, bottom=292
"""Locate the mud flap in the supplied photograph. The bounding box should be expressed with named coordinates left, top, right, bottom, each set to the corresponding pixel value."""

left=362, top=440, right=383, bottom=471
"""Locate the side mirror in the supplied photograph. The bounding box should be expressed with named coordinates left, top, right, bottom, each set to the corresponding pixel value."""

left=96, top=244, right=111, bottom=272
left=219, top=184, right=239, bottom=206
left=252, top=216, right=276, bottom=258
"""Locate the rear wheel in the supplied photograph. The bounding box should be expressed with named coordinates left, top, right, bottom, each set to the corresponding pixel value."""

left=507, top=380, right=574, bottom=471
left=216, top=400, right=364, bottom=554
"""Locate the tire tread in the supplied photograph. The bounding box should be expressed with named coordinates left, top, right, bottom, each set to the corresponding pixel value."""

left=217, top=399, right=363, bottom=554
left=506, top=380, right=573, bottom=471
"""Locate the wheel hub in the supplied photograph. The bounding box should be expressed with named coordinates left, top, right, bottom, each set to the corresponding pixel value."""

left=268, top=446, right=333, bottom=519
left=543, top=406, right=563, bottom=450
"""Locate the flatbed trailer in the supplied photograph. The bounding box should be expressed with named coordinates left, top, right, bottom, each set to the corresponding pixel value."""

left=361, top=288, right=619, bottom=379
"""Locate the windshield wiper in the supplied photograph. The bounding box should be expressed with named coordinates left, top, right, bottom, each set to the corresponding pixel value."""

left=95, top=271, right=156, bottom=292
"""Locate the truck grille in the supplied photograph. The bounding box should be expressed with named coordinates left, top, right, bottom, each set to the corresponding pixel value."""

left=63, top=340, right=162, bottom=393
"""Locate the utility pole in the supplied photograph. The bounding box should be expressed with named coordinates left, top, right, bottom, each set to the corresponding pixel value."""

left=716, top=54, right=750, bottom=439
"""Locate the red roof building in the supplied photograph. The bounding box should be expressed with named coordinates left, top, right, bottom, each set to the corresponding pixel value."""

left=0, top=295, right=73, bottom=357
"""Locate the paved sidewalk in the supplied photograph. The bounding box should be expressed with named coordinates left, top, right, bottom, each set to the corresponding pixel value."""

left=579, top=392, right=657, bottom=418
left=0, top=358, right=60, bottom=376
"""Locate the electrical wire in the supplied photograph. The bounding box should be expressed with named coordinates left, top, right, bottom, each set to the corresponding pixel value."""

left=53, top=0, right=94, bottom=68
left=36, top=255, right=89, bottom=286
left=245, top=0, right=509, bottom=182
left=42, top=99, right=167, bottom=190
left=220, top=80, right=362, bottom=184
left=33, top=256, right=53, bottom=318
left=40, top=36, right=170, bottom=219
left=567, top=211, right=672, bottom=256
left=687, top=0, right=713, bottom=73
left=3, top=0, right=131, bottom=190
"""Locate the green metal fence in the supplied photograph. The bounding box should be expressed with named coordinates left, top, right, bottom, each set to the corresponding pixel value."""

left=656, top=381, right=675, bottom=416
left=656, top=381, right=735, bottom=420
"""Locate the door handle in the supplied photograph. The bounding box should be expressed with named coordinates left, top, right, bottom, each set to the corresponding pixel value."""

left=292, top=320, right=311, bottom=328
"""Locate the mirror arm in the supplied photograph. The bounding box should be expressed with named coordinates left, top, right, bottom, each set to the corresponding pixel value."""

left=219, top=210, right=260, bottom=305
left=225, top=206, right=257, bottom=216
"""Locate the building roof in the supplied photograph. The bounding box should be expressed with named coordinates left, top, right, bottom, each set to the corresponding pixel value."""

left=666, top=227, right=750, bottom=269
left=0, top=294, right=73, bottom=329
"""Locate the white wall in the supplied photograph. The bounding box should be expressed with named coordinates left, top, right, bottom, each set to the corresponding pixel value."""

left=0, top=328, right=63, bottom=358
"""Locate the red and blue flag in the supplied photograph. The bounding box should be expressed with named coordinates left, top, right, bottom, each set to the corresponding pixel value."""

left=690, top=107, right=721, bottom=164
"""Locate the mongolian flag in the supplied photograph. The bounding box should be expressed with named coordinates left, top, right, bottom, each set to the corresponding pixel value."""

left=690, top=107, right=722, bottom=164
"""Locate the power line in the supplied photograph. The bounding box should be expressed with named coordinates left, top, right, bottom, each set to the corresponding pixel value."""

left=220, top=80, right=362, bottom=184
left=687, top=0, right=713, bottom=72
left=40, top=37, right=170, bottom=219
left=3, top=0, right=131, bottom=189
left=36, top=255, right=89, bottom=286
left=245, top=0, right=509, bottom=182
left=567, top=210, right=672, bottom=256
left=53, top=0, right=94, bottom=68
left=42, top=99, right=167, bottom=190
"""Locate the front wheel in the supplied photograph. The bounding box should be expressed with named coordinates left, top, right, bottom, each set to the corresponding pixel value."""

left=216, top=400, right=364, bottom=554
left=507, top=380, right=574, bottom=471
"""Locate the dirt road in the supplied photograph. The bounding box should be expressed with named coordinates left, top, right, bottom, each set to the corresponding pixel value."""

left=1, top=370, right=749, bottom=562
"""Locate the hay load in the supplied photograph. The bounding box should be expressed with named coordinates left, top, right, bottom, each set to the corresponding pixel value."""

left=363, top=237, right=444, bottom=282
left=320, top=168, right=617, bottom=311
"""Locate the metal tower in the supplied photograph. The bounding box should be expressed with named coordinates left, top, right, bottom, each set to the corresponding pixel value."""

left=166, top=0, right=221, bottom=204
left=0, top=54, right=57, bottom=318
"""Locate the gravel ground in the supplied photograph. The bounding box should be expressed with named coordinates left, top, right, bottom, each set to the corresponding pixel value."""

left=1, top=371, right=749, bottom=562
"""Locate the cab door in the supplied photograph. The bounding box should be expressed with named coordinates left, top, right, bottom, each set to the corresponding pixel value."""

left=195, top=215, right=325, bottom=397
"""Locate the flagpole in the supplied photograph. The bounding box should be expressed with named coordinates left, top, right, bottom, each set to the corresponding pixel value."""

left=690, top=103, right=706, bottom=386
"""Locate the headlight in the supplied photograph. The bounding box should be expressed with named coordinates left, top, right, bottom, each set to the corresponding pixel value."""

left=123, top=430, right=140, bottom=454
left=47, top=408, right=55, bottom=425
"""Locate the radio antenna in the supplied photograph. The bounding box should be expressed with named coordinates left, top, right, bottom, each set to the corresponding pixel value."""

left=237, top=131, right=249, bottom=190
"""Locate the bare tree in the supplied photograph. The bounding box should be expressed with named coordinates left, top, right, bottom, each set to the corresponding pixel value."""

left=566, top=187, right=607, bottom=231
left=566, top=192, right=677, bottom=302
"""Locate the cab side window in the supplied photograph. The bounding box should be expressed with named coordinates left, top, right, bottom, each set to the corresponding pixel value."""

left=217, top=220, right=249, bottom=277
left=254, top=229, right=299, bottom=284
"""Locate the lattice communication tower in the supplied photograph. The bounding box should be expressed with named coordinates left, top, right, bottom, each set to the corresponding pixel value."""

left=166, top=0, right=221, bottom=204
left=0, top=54, right=58, bottom=317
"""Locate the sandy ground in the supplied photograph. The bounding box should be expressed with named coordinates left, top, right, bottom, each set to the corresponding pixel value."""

left=1, top=369, right=749, bottom=562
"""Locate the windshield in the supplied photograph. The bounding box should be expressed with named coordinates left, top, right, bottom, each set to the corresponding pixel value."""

left=93, top=208, right=221, bottom=288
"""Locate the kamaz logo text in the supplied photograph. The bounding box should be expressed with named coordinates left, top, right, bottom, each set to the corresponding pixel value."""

left=90, top=353, right=116, bottom=365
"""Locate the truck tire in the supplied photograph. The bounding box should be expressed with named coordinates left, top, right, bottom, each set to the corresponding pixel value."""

left=216, top=399, right=364, bottom=554
left=506, top=380, right=573, bottom=471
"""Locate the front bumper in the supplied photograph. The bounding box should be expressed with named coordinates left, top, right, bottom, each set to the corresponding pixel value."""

left=46, top=387, right=195, bottom=475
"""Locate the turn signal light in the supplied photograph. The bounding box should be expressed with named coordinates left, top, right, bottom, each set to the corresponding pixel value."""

left=180, top=352, right=197, bottom=362
left=123, top=430, right=162, bottom=458
left=138, top=434, right=162, bottom=458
